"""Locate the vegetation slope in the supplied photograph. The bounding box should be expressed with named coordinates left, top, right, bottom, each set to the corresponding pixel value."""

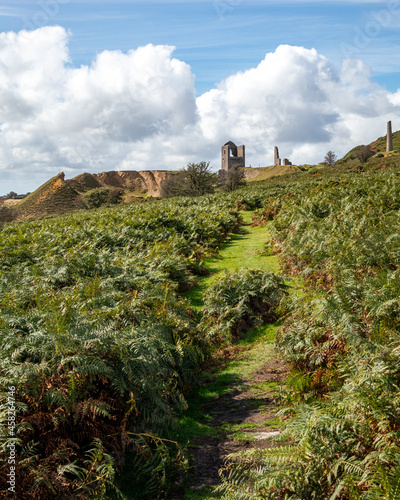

left=1, top=132, right=400, bottom=499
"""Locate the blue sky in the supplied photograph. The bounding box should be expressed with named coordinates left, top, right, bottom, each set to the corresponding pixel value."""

left=1, top=1, right=399, bottom=94
left=0, top=1, right=400, bottom=194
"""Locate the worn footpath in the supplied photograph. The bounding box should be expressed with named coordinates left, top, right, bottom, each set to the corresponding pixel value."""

left=179, top=213, right=289, bottom=499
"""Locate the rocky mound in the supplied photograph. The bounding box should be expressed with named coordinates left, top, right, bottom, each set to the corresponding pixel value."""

left=10, top=173, right=86, bottom=221
left=90, top=170, right=172, bottom=196
left=1, top=170, right=175, bottom=223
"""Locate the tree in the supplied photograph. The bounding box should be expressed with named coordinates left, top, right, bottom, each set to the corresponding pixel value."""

left=160, top=172, right=187, bottom=198
left=184, top=161, right=216, bottom=196
left=354, top=145, right=374, bottom=163
left=161, top=162, right=216, bottom=198
left=324, top=151, right=338, bottom=166
left=218, top=166, right=247, bottom=192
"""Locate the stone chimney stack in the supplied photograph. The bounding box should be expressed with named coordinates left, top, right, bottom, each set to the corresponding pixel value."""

left=387, top=121, right=393, bottom=152
left=274, top=146, right=281, bottom=166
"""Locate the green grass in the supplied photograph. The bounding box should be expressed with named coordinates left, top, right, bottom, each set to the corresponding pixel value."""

left=181, top=212, right=282, bottom=409
left=232, top=432, right=257, bottom=443
left=222, top=331, right=279, bottom=380
left=221, top=420, right=283, bottom=432
left=224, top=422, right=261, bottom=431
left=262, top=417, right=285, bottom=429
left=218, top=417, right=285, bottom=442
left=177, top=321, right=281, bottom=445
left=212, top=212, right=279, bottom=275
left=184, top=211, right=280, bottom=310
left=252, top=380, right=280, bottom=395
left=237, top=323, right=278, bottom=346
left=178, top=210, right=285, bottom=498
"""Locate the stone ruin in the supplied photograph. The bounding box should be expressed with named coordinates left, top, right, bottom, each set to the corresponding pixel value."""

left=387, top=121, right=393, bottom=152
left=221, top=141, right=245, bottom=171
left=274, top=146, right=292, bottom=166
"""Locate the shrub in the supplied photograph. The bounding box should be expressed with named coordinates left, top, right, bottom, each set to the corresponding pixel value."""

left=354, top=145, right=375, bottom=163
left=83, top=187, right=111, bottom=208
left=82, top=187, right=124, bottom=208
left=161, top=162, right=216, bottom=198
left=218, top=166, right=247, bottom=192
left=200, top=268, right=288, bottom=342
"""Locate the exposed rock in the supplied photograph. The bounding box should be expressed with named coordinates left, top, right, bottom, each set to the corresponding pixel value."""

left=90, top=170, right=174, bottom=196
left=1, top=170, right=175, bottom=224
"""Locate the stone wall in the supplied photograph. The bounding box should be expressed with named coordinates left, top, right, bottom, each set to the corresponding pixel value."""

left=221, top=141, right=245, bottom=171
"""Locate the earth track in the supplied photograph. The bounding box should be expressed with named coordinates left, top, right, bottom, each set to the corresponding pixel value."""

left=177, top=213, right=289, bottom=499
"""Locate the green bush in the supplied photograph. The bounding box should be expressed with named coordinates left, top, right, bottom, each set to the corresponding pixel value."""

left=83, top=187, right=110, bottom=208
left=200, top=268, right=288, bottom=342
left=82, top=187, right=124, bottom=208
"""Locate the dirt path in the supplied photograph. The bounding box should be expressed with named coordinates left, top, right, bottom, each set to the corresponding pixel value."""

left=187, top=356, right=288, bottom=492
left=179, top=213, right=289, bottom=499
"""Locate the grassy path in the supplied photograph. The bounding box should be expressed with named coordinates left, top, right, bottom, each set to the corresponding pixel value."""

left=187, top=211, right=279, bottom=310
left=178, top=213, right=288, bottom=499
left=210, top=211, right=279, bottom=274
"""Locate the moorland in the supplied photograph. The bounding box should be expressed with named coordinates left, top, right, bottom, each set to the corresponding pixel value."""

left=1, top=132, right=400, bottom=499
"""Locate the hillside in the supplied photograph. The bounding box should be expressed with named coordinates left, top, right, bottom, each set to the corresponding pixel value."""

left=338, top=128, right=400, bottom=167
left=3, top=164, right=400, bottom=498
left=14, top=172, right=86, bottom=221
left=3, top=127, right=400, bottom=225
left=244, top=164, right=301, bottom=182
left=2, top=169, right=174, bottom=222
left=1, top=165, right=304, bottom=224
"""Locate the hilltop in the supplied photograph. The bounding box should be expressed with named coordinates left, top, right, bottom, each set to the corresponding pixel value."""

left=337, top=129, right=400, bottom=167
left=244, top=164, right=301, bottom=181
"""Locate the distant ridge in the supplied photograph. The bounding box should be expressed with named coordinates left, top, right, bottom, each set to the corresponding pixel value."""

left=2, top=128, right=400, bottom=225
left=244, top=164, right=300, bottom=182
left=1, top=170, right=174, bottom=223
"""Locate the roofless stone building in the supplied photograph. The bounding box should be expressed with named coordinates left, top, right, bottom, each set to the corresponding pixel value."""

left=274, top=146, right=292, bottom=166
left=221, top=141, right=245, bottom=171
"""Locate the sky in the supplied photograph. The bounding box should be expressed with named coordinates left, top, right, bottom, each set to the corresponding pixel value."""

left=0, top=1, right=400, bottom=194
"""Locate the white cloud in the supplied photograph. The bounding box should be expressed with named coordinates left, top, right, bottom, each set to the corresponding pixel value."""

left=197, top=44, right=400, bottom=166
left=0, top=26, right=399, bottom=194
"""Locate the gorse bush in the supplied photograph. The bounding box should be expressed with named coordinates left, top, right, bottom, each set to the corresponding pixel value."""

left=0, top=197, right=241, bottom=498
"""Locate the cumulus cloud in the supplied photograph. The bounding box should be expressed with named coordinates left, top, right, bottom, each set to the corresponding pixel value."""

left=197, top=45, right=400, bottom=165
left=0, top=26, right=399, bottom=193
left=198, top=46, right=338, bottom=145
left=0, top=26, right=198, bottom=192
